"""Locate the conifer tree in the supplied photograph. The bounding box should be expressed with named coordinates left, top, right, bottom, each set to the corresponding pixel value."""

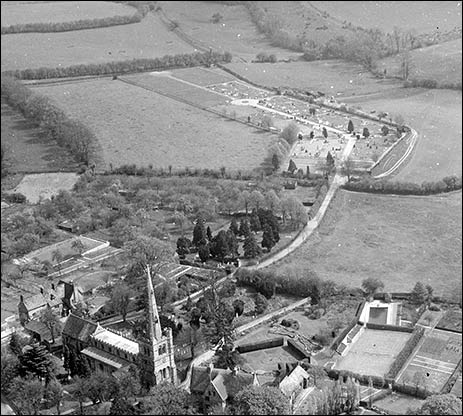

left=243, top=233, right=262, bottom=258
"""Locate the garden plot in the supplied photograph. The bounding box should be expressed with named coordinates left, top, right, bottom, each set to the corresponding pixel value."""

left=397, top=328, right=462, bottom=393
left=334, top=329, right=411, bottom=377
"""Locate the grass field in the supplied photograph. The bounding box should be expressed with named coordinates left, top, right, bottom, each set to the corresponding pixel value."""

left=225, top=61, right=403, bottom=97
left=1, top=1, right=134, bottom=26
left=335, top=328, right=411, bottom=377
left=398, top=328, right=461, bottom=393
left=311, top=1, right=462, bottom=34
left=1, top=13, right=194, bottom=71
left=32, top=78, right=275, bottom=171
left=343, top=88, right=462, bottom=182
left=270, top=190, right=462, bottom=301
left=376, top=39, right=462, bottom=84
left=1, top=98, right=79, bottom=173
left=374, top=392, right=424, bottom=415
left=159, top=1, right=300, bottom=62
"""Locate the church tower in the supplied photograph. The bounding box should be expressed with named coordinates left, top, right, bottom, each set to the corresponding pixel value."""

left=144, top=265, right=177, bottom=385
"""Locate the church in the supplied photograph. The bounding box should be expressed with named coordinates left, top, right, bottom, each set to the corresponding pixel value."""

left=62, top=266, right=177, bottom=386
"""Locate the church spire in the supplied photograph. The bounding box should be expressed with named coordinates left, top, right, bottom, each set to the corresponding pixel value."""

left=146, top=265, right=162, bottom=341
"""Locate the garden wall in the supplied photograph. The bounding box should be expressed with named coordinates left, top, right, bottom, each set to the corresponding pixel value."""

left=236, top=337, right=284, bottom=354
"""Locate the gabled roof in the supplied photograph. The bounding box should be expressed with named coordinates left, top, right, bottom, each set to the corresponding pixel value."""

left=190, top=366, right=256, bottom=399
left=24, top=320, right=52, bottom=341
left=21, top=294, right=48, bottom=311
left=92, top=325, right=139, bottom=355
left=81, top=346, right=131, bottom=370
left=62, top=313, right=97, bottom=343
left=279, top=365, right=310, bottom=397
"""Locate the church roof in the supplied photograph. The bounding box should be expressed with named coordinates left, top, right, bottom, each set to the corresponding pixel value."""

left=81, top=346, right=132, bottom=370
left=62, top=313, right=97, bottom=343
left=92, top=325, right=139, bottom=355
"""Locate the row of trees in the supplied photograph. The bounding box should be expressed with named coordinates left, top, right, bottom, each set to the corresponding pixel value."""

left=343, top=175, right=462, bottom=195
left=1, top=76, right=95, bottom=165
left=1, top=1, right=156, bottom=34
left=2, top=50, right=233, bottom=80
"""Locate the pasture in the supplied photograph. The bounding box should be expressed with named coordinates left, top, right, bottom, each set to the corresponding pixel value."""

left=1, top=99, right=79, bottom=174
left=270, top=190, right=462, bottom=301
left=1, top=13, right=194, bottom=71
left=376, top=39, right=462, bottom=85
left=1, top=1, right=134, bottom=26
left=32, top=78, right=275, bottom=171
left=343, top=88, right=462, bottom=182
left=311, top=1, right=462, bottom=34
left=160, top=1, right=298, bottom=62
left=334, top=329, right=411, bottom=377
left=225, top=61, right=403, bottom=98
left=397, top=328, right=461, bottom=393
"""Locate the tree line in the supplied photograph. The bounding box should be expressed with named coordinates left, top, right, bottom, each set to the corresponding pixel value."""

left=1, top=1, right=156, bottom=34
left=343, top=175, right=462, bottom=195
left=2, top=50, right=233, bottom=80
left=1, top=76, right=96, bottom=165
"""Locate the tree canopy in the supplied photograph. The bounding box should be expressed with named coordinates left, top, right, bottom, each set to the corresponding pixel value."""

left=232, top=385, right=290, bottom=415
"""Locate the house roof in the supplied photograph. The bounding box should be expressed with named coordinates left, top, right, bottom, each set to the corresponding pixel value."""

left=81, top=346, right=131, bottom=370
left=21, top=294, right=48, bottom=311
left=190, top=366, right=256, bottom=399
left=62, top=313, right=97, bottom=343
left=92, top=325, right=139, bottom=355
left=279, top=365, right=310, bottom=397
left=24, top=320, right=53, bottom=341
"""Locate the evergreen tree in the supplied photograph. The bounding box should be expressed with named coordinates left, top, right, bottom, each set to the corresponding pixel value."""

left=326, top=151, right=335, bottom=171
left=176, top=236, right=191, bottom=258
left=261, top=225, right=276, bottom=252
left=411, top=281, right=428, bottom=305
left=322, top=127, right=328, bottom=139
left=254, top=293, right=268, bottom=314
left=232, top=299, right=245, bottom=317
left=363, top=127, right=370, bottom=138
left=110, top=396, right=135, bottom=415
left=192, top=217, right=207, bottom=247
left=250, top=211, right=262, bottom=232
left=288, top=159, right=297, bottom=174
left=229, top=217, right=239, bottom=235
left=226, top=230, right=239, bottom=258
left=198, top=244, right=210, bottom=262
left=239, top=218, right=251, bottom=237
left=19, top=343, right=55, bottom=380
left=211, top=230, right=230, bottom=261
left=9, top=332, right=27, bottom=356
left=243, top=233, right=262, bottom=259
left=271, top=153, right=280, bottom=171
left=206, top=225, right=213, bottom=241
left=347, top=119, right=354, bottom=133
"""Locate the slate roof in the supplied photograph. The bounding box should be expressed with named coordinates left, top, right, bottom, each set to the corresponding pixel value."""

left=190, top=366, right=257, bottom=399
left=24, top=320, right=53, bottom=342
left=92, top=325, right=139, bottom=355
left=62, top=313, right=97, bottom=343
left=81, top=346, right=131, bottom=370
left=279, top=365, right=309, bottom=397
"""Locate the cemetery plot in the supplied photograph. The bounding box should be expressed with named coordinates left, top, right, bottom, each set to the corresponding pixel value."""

left=170, top=67, right=236, bottom=87
left=120, top=73, right=230, bottom=109
left=207, top=81, right=272, bottom=100
left=397, top=329, right=462, bottom=393
left=334, top=329, right=411, bottom=377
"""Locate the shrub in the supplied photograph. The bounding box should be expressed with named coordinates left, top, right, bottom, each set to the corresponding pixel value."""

left=5, top=193, right=27, bottom=203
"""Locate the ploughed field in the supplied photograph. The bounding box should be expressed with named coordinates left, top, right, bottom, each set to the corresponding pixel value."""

left=1, top=1, right=135, bottom=26
left=31, top=77, right=276, bottom=171
left=1, top=13, right=194, bottom=71
left=269, top=190, right=462, bottom=301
